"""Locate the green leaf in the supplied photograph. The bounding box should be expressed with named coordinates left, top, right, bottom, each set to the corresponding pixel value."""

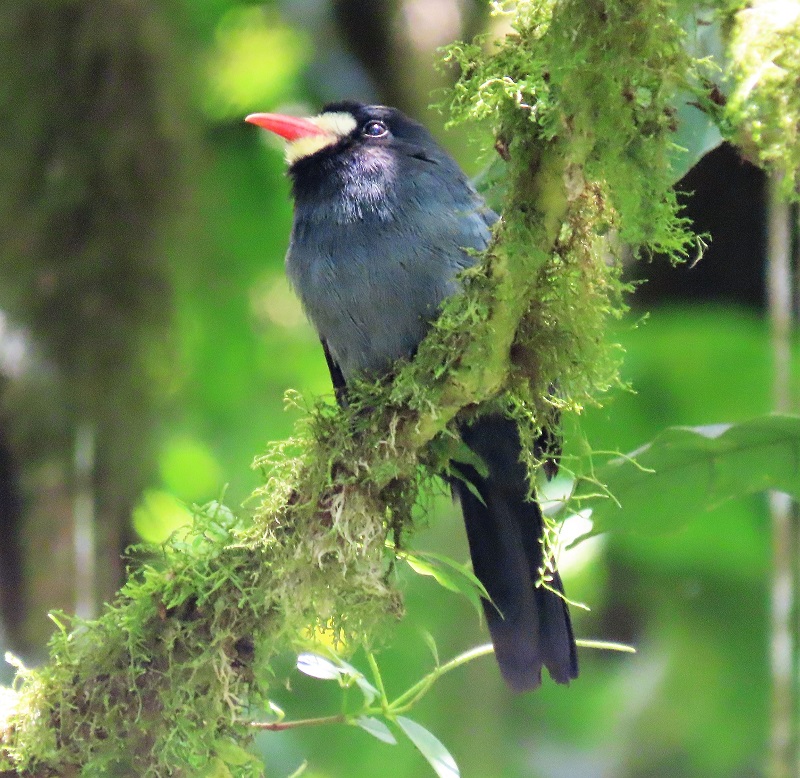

left=446, top=463, right=487, bottom=506
left=213, top=739, right=260, bottom=767
left=428, top=435, right=490, bottom=479
left=295, top=652, right=378, bottom=703
left=668, top=12, right=726, bottom=181
left=578, top=414, right=800, bottom=537
left=296, top=653, right=341, bottom=680
left=334, top=658, right=379, bottom=704
left=396, top=716, right=460, bottom=778
left=420, top=629, right=440, bottom=667
left=286, top=761, right=308, bottom=778
left=355, top=716, right=398, bottom=744
left=401, top=550, right=490, bottom=616
left=669, top=93, right=723, bottom=183
left=352, top=672, right=379, bottom=705
left=200, top=758, right=233, bottom=778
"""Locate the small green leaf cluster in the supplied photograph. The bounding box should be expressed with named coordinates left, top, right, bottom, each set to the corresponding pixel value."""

left=262, top=634, right=633, bottom=776
left=272, top=646, right=486, bottom=778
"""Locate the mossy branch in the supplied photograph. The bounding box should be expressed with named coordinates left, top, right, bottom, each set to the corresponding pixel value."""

left=725, top=0, right=800, bottom=197
left=0, top=1, right=754, bottom=775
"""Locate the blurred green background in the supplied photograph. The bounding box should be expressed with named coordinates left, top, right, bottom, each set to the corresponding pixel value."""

left=0, top=1, right=784, bottom=776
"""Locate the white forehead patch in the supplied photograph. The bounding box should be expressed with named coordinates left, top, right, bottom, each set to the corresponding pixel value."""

left=313, top=111, right=359, bottom=136
left=285, top=111, right=358, bottom=165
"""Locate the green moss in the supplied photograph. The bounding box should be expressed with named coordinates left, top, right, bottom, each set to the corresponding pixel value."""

left=440, top=0, right=702, bottom=448
left=726, top=2, right=800, bottom=196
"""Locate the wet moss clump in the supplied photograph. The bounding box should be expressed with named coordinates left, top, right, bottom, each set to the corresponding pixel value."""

left=726, top=2, right=800, bottom=196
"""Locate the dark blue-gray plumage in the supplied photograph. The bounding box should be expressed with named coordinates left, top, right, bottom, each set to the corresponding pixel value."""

left=285, top=104, right=494, bottom=380
left=247, top=101, right=578, bottom=691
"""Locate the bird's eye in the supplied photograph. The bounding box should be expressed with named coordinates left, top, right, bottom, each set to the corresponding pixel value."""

left=363, top=120, right=389, bottom=138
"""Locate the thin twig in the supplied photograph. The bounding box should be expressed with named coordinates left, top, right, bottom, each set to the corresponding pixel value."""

left=251, top=714, right=348, bottom=732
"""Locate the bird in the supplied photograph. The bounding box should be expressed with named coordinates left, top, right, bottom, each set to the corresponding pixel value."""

left=246, top=101, right=578, bottom=691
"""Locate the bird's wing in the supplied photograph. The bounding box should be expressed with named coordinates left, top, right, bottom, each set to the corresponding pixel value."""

left=480, top=205, right=500, bottom=229
left=321, top=338, right=348, bottom=403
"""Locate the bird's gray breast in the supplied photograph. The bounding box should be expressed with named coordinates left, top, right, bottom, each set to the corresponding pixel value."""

left=286, top=199, right=491, bottom=381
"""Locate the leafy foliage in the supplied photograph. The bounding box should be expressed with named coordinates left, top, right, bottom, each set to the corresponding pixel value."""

left=575, top=414, right=800, bottom=537
left=289, top=649, right=467, bottom=777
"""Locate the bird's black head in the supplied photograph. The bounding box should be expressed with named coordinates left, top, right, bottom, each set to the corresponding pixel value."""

left=246, top=101, right=467, bottom=220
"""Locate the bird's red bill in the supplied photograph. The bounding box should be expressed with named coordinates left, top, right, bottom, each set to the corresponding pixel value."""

left=245, top=113, right=325, bottom=141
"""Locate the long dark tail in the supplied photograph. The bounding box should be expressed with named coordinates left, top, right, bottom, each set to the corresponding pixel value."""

left=452, top=415, right=578, bottom=692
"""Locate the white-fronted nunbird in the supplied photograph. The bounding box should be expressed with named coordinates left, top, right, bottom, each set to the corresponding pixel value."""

left=246, top=101, right=578, bottom=691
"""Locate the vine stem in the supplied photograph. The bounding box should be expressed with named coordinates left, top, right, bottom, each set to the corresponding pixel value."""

left=366, top=650, right=389, bottom=708
left=765, top=172, right=796, bottom=778
left=250, top=645, right=498, bottom=733
left=251, top=639, right=634, bottom=732
left=388, top=643, right=496, bottom=712
left=251, top=714, right=348, bottom=732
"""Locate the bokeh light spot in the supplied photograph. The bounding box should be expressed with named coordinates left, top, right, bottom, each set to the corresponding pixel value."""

left=160, top=436, right=222, bottom=502
left=133, top=490, right=193, bottom=544
left=205, top=6, right=309, bottom=120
